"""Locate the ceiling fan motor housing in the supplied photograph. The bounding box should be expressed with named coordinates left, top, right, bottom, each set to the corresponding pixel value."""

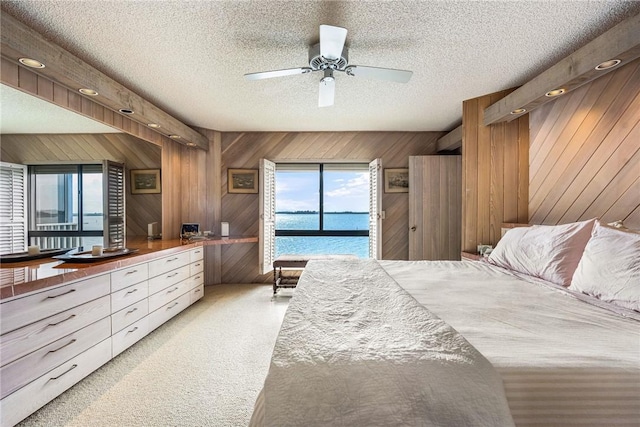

left=309, top=43, right=348, bottom=71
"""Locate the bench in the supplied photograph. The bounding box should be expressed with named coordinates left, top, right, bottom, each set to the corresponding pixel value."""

left=272, top=254, right=359, bottom=295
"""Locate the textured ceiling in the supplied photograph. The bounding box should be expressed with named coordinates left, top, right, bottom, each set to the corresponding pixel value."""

left=2, top=1, right=639, bottom=133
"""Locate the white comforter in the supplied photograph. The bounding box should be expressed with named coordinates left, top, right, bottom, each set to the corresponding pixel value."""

left=257, top=259, right=514, bottom=426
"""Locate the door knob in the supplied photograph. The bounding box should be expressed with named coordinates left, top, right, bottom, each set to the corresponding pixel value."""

left=410, top=226, right=416, bottom=231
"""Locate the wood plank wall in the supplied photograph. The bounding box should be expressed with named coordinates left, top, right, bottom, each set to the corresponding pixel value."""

left=529, top=58, right=640, bottom=229
left=160, top=129, right=223, bottom=285
left=219, top=131, right=441, bottom=283
left=0, top=133, right=162, bottom=237
left=462, top=89, right=529, bottom=253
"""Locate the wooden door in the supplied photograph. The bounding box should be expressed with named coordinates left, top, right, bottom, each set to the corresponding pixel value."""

left=409, top=156, right=462, bottom=260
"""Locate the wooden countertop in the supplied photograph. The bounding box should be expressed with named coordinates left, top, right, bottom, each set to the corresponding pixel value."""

left=0, top=236, right=258, bottom=300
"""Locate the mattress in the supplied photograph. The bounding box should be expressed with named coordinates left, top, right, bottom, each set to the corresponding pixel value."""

left=379, top=260, right=640, bottom=427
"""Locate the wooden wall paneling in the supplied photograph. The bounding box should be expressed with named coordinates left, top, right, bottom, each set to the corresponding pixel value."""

left=1, top=133, right=162, bottom=238
left=529, top=67, right=636, bottom=222
left=220, top=131, right=441, bottom=283
left=462, top=89, right=529, bottom=252
left=529, top=58, right=640, bottom=229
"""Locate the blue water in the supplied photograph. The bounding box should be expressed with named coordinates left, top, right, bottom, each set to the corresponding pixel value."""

left=275, top=213, right=370, bottom=258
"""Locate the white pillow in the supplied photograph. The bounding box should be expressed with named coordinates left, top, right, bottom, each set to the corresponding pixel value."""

left=487, top=219, right=596, bottom=286
left=569, top=221, right=640, bottom=311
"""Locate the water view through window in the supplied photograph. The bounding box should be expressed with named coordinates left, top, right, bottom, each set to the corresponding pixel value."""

left=275, top=164, right=369, bottom=258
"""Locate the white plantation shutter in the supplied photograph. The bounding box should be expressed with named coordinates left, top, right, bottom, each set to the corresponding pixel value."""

left=369, top=158, right=382, bottom=259
left=0, top=162, right=27, bottom=255
left=104, top=161, right=125, bottom=248
left=259, top=159, right=276, bottom=274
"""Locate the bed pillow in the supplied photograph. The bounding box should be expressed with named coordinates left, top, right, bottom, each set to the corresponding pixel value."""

left=487, top=219, right=596, bottom=286
left=569, top=221, right=640, bottom=311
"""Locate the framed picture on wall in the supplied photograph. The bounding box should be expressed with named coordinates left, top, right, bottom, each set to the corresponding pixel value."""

left=228, top=168, right=258, bottom=193
left=384, top=168, right=409, bottom=193
left=130, top=169, right=161, bottom=194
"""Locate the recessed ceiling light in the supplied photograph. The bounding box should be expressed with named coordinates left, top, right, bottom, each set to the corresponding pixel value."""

left=545, top=88, right=566, bottom=97
left=595, top=59, right=621, bottom=70
left=510, top=108, right=527, bottom=115
left=119, top=108, right=134, bottom=115
left=79, top=88, right=98, bottom=96
left=186, top=142, right=196, bottom=147
left=18, top=58, right=45, bottom=68
left=169, top=135, right=181, bottom=139
left=147, top=123, right=161, bottom=128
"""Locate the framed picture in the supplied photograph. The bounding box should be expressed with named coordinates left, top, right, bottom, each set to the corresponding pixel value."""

left=384, top=168, right=409, bottom=193
left=228, top=168, right=258, bottom=194
left=130, top=169, right=161, bottom=194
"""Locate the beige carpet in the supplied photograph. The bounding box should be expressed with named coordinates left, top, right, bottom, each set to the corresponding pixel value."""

left=17, top=284, right=291, bottom=427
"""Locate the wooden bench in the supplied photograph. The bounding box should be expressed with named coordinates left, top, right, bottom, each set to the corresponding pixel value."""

left=272, top=254, right=358, bottom=295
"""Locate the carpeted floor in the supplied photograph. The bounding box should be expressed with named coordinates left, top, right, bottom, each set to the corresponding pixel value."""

left=17, top=284, right=291, bottom=427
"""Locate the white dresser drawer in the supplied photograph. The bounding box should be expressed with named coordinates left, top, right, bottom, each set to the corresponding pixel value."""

left=190, top=247, right=204, bottom=263
left=190, top=284, right=204, bottom=304
left=111, top=280, right=148, bottom=313
left=0, top=338, right=111, bottom=427
left=148, top=251, right=191, bottom=278
left=111, top=299, right=148, bottom=334
left=190, top=259, right=204, bottom=276
left=148, top=264, right=190, bottom=296
left=148, top=292, right=191, bottom=332
left=0, top=317, right=111, bottom=399
left=0, top=295, right=110, bottom=366
left=148, top=278, right=191, bottom=313
left=112, top=316, right=149, bottom=357
left=111, top=263, right=149, bottom=293
left=1, top=274, right=110, bottom=335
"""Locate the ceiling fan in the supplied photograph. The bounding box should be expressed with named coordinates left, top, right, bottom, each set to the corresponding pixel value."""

left=244, top=25, right=413, bottom=107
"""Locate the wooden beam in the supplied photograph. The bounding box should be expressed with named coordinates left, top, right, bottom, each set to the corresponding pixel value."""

left=484, top=12, right=640, bottom=126
left=1, top=12, right=209, bottom=150
left=436, top=125, right=462, bottom=151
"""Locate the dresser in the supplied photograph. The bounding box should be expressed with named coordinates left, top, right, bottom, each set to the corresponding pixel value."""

left=0, top=245, right=204, bottom=426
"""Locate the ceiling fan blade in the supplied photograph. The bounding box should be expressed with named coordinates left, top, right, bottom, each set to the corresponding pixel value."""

left=345, top=65, right=413, bottom=83
left=320, top=25, right=347, bottom=60
left=318, top=74, right=335, bottom=107
left=244, top=67, right=312, bottom=81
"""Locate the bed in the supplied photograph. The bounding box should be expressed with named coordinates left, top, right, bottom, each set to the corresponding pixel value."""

left=250, top=219, right=640, bottom=426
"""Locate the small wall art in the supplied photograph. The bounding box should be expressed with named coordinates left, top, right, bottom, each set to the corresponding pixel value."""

left=228, top=168, right=258, bottom=194
left=131, top=169, right=161, bottom=194
left=384, top=168, right=409, bottom=193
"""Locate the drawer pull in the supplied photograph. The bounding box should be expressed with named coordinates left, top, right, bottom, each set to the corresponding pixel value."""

left=167, top=272, right=179, bottom=278
left=125, top=270, right=139, bottom=275
left=126, top=288, right=139, bottom=294
left=194, top=289, right=201, bottom=293
left=195, top=275, right=201, bottom=280
left=167, top=302, right=179, bottom=310
left=47, top=339, right=77, bottom=354
left=46, top=289, right=76, bottom=299
left=167, top=286, right=179, bottom=293
left=47, top=314, right=76, bottom=327
left=127, top=326, right=139, bottom=334
left=126, top=307, right=138, bottom=315
left=166, top=257, right=179, bottom=263
left=49, top=364, right=77, bottom=381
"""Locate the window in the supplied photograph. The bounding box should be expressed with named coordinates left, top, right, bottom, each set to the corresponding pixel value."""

left=28, top=161, right=125, bottom=250
left=0, top=162, right=27, bottom=255
left=260, top=159, right=381, bottom=274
